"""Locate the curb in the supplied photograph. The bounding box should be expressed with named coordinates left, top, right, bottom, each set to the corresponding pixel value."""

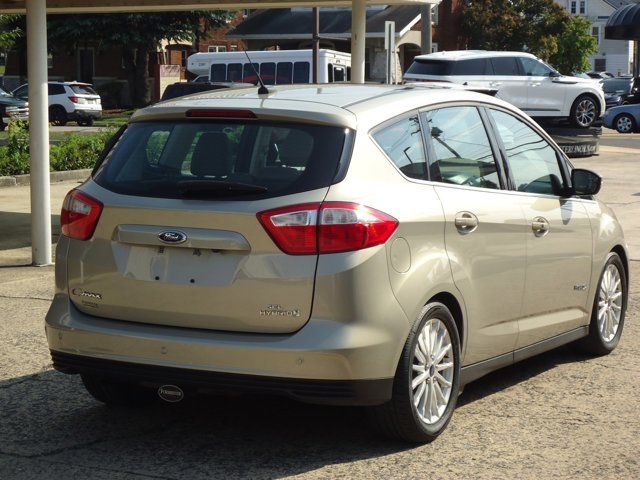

left=0, top=169, right=91, bottom=188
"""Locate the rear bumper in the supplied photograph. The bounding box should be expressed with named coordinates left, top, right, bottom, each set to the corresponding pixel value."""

left=51, top=350, right=392, bottom=405
left=46, top=296, right=403, bottom=406
left=68, top=109, right=102, bottom=120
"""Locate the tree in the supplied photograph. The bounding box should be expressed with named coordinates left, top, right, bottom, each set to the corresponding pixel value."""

left=47, top=12, right=232, bottom=106
left=461, top=0, right=569, bottom=61
left=1, top=12, right=232, bottom=107
left=550, top=16, right=598, bottom=74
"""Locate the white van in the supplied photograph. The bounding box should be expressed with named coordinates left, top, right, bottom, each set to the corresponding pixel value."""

left=187, top=49, right=352, bottom=85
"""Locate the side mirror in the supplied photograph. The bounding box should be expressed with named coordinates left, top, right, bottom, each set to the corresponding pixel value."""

left=549, top=71, right=561, bottom=78
left=571, top=168, right=601, bottom=196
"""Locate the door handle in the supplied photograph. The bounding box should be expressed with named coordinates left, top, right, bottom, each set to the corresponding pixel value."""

left=531, top=216, right=550, bottom=237
left=454, top=212, right=478, bottom=234
left=489, top=82, right=502, bottom=88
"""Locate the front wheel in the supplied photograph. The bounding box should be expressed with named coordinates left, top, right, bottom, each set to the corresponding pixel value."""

left=571, top=95, right=599, bottom=128
left=368, top=302, right=461, bottom=443
left=580, top=252, right=627, bottom=355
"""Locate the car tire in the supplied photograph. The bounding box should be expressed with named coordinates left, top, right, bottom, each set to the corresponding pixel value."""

left=368, top=302, right=461, bottom=443
left=49, top=106, right=68, bottom=126
left=580, top=252, right=627, bottom=355
left=77, top=118, right=94, bottom=127
left=570, top=95, right=599, bottom=128
left=81, top=374, right=157, bottom=407
left=614, top=114, right=636, bottom=134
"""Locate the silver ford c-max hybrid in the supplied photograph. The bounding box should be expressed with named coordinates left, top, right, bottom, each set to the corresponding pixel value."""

left=46, top=84, right=628, bottom=442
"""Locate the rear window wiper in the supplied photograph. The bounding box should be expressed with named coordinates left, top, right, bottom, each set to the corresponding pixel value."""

left=177, top=179, right=268, bottom=196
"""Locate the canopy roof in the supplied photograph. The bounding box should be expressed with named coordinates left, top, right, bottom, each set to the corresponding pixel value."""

left=0, top=0, right=435, bottom=13
left=605, top=3, right=640, bottom=40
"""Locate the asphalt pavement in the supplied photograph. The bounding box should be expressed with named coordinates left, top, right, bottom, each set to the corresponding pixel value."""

left=0, top=135, right=639, bottom=479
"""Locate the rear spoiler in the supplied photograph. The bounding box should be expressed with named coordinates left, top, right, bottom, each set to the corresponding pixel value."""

left=403, top=81, right=499, bottom=97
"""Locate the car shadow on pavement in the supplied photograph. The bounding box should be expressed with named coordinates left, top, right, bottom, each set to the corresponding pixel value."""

left=0, top=344, right=593, bottom=478
left=459, top=343, right=590, bottom=406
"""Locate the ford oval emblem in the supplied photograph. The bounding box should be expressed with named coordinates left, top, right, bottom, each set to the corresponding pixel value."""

left=158, top=230, right=187, bottom=244
left=158, top=385, right=184, bottom=403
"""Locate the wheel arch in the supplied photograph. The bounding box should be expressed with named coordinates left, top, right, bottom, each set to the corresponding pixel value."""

left=426, top=291, right=465, bottom=350
left=611, top=245, right=630, bottom=290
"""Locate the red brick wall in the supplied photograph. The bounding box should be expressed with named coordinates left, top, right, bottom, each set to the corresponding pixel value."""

left=411, top=0, right=465, bottom=51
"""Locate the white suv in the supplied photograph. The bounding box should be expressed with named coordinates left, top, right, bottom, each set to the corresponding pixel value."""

left=404, top=51, right=605, bottom=128
left=13, top=81, right=102, bottom=127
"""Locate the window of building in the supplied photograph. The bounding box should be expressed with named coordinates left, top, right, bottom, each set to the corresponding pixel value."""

left=47, top=53, right=53, bottom=69
left=208, top=45, right=227, bottom=53
left=580, top=1, right=586, bottom=14
left=432, top=5, right=439, bottom=26
left=592, top=26, right=600, bottom=47
left=595, top=58, right=607, bottom=72
left=373, top=114, right=427, bottom=180
left=230, top=45, right=238, bottom=52
left=181, top=49, right=187, bottom=67
left=432, top=43, right=438, bottom=53
left=570, top=1, right=576, bottom=14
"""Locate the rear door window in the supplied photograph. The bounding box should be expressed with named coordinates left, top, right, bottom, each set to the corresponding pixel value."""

left=423, top=106, right=502, bottom=190
left=372, top=114, right=427, bottom=180
left=94, top=121, right=348, bottom=200
left=491, top=57, right=521, bottom=76
left=452, top=59, right=490, bottom=75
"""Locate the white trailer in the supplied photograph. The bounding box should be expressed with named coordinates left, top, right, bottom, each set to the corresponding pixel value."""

left=187, top=49, right=352, bottom=84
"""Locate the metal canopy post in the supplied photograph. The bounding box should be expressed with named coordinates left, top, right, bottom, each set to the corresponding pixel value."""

left=420, top=4, right=432, bottom=54
left=351, top=0, right=366, bottom=83
left=26, top=0, right=52, bottom=266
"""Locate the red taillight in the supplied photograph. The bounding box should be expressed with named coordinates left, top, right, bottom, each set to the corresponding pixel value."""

left=185, top=109, right=256, bottom=118
left=257, top=202, right=398, bottom=255
left=68, top=96, right=79, bottom=104
left=61, top=190, right=103, bottom=240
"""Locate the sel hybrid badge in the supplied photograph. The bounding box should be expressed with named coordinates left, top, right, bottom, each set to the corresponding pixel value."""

left=158, top=230, right=188, bottom=245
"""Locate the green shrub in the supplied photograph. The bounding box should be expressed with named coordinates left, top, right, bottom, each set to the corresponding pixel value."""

left=0, top=121, right=115, bottom=177
left=50, top=130, right=114, bottom=172
left=0, top=120, right=31, bottom=176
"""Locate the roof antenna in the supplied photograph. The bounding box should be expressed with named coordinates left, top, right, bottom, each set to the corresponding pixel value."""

left=244, top=50, right=270, bottom=95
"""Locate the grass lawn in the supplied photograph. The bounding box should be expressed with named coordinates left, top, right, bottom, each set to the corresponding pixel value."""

left=94, top=109, right=134, bottom=127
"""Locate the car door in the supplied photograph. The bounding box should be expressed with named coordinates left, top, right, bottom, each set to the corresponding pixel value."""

left=486, top=108, right=593, bottom=349
left=488, top=56, right=528, bottom=109
left=421, top=105, right=527, bottom=365
left=518, top=57, right=566, bottom=116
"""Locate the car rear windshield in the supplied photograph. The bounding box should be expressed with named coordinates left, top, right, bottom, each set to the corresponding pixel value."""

left=93, top=120, right=348, bottom=200
left=70, top=85, right=98, bottom=95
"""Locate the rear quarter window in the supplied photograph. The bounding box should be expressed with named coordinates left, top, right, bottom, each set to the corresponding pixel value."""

left=70, top=85, right=98, bottom=95
left=406, top=60, right=453, bottom=76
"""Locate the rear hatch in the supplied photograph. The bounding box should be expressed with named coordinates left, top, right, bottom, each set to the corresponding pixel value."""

left=67, top=116, right=348, bottom=333
left=69, top=84, right=101, bottom=109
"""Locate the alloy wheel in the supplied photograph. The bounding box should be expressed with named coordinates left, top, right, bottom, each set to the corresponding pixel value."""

left=616, top=115, right=634, bottom=133
left=411, top=317, right=455, bottom=425
left=575, top=99, right=596, bottom=127
left=597, top=264, right=623, bottom=343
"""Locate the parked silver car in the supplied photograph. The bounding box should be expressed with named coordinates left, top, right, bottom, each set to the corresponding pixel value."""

left=46, top=84, right=628, bottom=443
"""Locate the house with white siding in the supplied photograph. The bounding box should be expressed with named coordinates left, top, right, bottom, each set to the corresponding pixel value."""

left=554, top=0, right=637, bottom=75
